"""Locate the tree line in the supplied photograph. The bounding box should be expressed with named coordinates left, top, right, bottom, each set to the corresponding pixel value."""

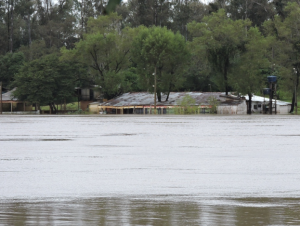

left=0, top=0, right=299, bottom=114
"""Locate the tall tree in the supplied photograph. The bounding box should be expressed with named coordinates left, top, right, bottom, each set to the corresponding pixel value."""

left=0, top=0, right=7, bottom=54
left=61, top=13, right=136, bottom=99
left=188, top=9, right=251, bottom=95
left=183, top=35, right=212, bottom=92
left=227, top=0, right=273, bottom=28
left=35, top=0, right=78, bottom=49
left=131, top=26, right=189, bottom=102
left=229, top=27, right=270, bottom=114
left=272, top=2, right=300, bottom=112
left=171, top=0, right=208, bottom=39
left=0, top=52, right=24, bottom=87
left=13, top=53, right=84, bottom=113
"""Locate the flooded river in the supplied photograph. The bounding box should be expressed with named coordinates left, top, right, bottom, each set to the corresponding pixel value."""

left=1, top=115, right=300, bottom=225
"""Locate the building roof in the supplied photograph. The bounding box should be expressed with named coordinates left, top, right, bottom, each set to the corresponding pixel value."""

left=243, top=95, right=291, bottom=106
left=97, top=92, right=245, bottom=107
left=1, top=88, right=18, bottom=101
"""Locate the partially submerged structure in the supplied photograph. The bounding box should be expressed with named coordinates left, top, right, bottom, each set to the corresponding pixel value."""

left=1, top=88, right=34, bottom=114
left=244, top=95, right=292, bottom=114
left=75, top=87, right=103, bottom=111
left=89, top=92, right=247, bottom=114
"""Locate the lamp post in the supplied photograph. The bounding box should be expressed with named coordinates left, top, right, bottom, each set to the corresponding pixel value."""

left=293, top=68, right=298, bottom=115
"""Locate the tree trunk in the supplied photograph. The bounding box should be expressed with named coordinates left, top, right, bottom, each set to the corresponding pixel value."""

left=157, top=90, right=161, bottom=102
left=49, top=102, right=57, bottom=114
left=27, top=13, right=32, bottom=60
left=165, top=82, right=172, bottom=101
left=224, top=57, right=229, bottom=95
left=247, top=93, right=252, bottom=114
left=49, top=103, right=53, bottom=114
left=165, top=91, right=170, bottom=101
left=52, top=102, right=57, bottom=114
left=64, top=98, right=66, bottom=113
left=290, top=91, right=295, bottom=113
left=81, top=0, right=84, bottom=38
left=7, top=1, right=10, bottom=52
left=290, top=68, right=299, bottom=113
left=9, top=0, right=14, bottom=53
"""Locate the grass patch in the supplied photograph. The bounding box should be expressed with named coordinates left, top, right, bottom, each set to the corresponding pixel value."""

left=39, top=102, right=80, bottom=111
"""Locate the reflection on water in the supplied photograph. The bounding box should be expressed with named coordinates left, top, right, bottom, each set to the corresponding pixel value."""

left=1, top=115, right=300, bottom=225
left=1, top=197, right=300, bottom=225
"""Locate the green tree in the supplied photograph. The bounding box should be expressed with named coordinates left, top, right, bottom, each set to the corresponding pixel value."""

left=183, top=33, right=212, bottom=92
left=131, top=26, right=189, bottom=102
left=262, top=20, right=293, bottom=102
left=0, top=52, right=24, bottom=88
left=61, top=13, right=136, bottom=99
left=263, top=2, right=300, bottom=112
left=176, top=94, right=197, bottom=114
left=18, top=40, right=58, bottom=62
left=226, top=0, right=274, bottom=28
left=34, top=0, right=78, bottom=49
left=171, top=0, right=208, bottom=39
left=13, top=54, right=83, bottom=113
left=229, top=27, right=270, bottom=114
left=126, top=0, right=172, bottom=28
left=188, top=9, right=251, bottom=95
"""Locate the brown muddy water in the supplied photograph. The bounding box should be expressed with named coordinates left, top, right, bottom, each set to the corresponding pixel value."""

left=1, top=115, right=300, bottom=225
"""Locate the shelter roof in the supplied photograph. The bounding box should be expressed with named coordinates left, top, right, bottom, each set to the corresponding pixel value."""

left=243, top=95, right=291, bottom=106
left=99, top=92, right=245, bottom=107
left=1, top=88, right=18, bottom=101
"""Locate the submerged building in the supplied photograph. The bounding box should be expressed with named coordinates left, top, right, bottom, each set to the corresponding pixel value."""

left=89, top=92, right=247, bottom=114
left=1, top=88, right=33, bottom=114
left=244, top=95, right=292, bottom=114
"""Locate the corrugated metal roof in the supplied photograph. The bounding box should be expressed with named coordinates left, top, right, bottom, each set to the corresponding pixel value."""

left=98, top=92, right=245, bottom=107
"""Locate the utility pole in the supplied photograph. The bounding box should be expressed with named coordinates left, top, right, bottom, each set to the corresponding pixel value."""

left=154, top=67, right=157, bottom=114
left=0, top=81, right=2, bottom=114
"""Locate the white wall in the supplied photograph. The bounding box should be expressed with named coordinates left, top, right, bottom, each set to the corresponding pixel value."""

left=278, top=105, right=291, bottom=114
left=251, top=101, right=291, bottom=114
left=217, top=101, right=247, bottom=114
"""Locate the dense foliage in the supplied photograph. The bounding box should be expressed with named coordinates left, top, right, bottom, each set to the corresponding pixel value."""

left=0, top=0, right=300, bottom=113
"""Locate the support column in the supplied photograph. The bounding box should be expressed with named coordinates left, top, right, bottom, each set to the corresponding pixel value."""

left=11, top=102, right=13, bottom=113
left=23, top=102, right=26, bottom=111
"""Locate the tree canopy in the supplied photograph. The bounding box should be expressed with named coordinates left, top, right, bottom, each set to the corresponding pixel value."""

left=188, top=9, right=251, bottom=95
left=131, top=26, right=189, bottom=101
left=13, top=54, right=86, bottom=113
left=1, top=0, right=300, bottom=114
